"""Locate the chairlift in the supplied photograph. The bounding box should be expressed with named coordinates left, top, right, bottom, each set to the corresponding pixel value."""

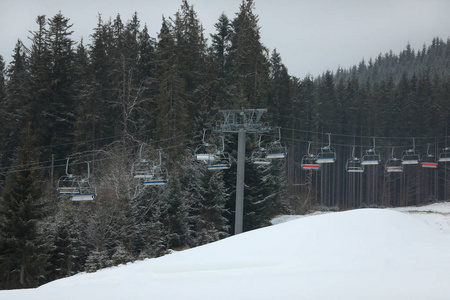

left=401, top=138, right=420, bottom=165
left=143, top=150, right=169, bottom=186
left=301, top=141, right=320, bottom=170
left=207, top=136, right=231, bottom=170
left=316, top=133, right=336, bottom=164
left=346, top=145, right=364, bottom=173
left=207, top=152, right=232, bottom=170
left=132, top=144, right=153, bottom=179
left=57, top=159, right=79, bottom=196
left=385, top=148, right=403, bottom=173
left=266, top=127, right=286, bottom=159
left=421, top=144, right=438, bottom=168
left=72, top=166, right=96, bottom=201
left=195, top=129, right=219, bottom=162
left=438, top=146, right=450, bottom=162
left=251, top=135, right=271, bottom=165
left=361, top=138, right=381, bottom=166
left=57, top=158, right=96, bottom=201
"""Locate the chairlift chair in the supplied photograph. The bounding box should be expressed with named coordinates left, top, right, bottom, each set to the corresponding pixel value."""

left=195, top=129, right=219, bottom=162
left=361, top=138, right=381, bottom=166
left=301, top=142, right=320, bottom=170
left=205, top=136, right=231, bottom=170
left=421, top=144, right=438, bottom=168
left=251, top=135, right=271, bottom=165
left=346, top=145, right=364, bottom=173
left=58, top=158, right=78, bottom=195
left=438, top=146, right=450, bottom=162
left=266, top=127, right=286, bottom=159
left=72, top=175, right=96, bottom=201
left=132, top=144, right=153, bottom=179
left=207, top=152, right=232, bottom=170
left=57, top=175, right=79, bottom=195
left=143, top=150, right=169, bottom=186
left=385, top=148, right=403, bottom=173
left=143, top=167, right=169, bottom=185
left=316, top=133, right=336, bottom=164
left=58, top=158, right=96, bottom=201
left=401, top=138, right=420, bottom=165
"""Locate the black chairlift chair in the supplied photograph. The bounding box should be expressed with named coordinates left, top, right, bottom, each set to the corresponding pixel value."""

left=361, top=138, right=381, bottom=166
left=421, top=144, right=438, bottom=168
left=346, top=145, right=364, bottom=173
left=401, top=138, right=420, bottom=165
left=316, top=133, right=336, bottom=164
left=266, top=127, right=287, bottom=159
left=251, top=135, right=271, bottom=165
left=301, top=142, right=320, bottom=170
left=385, top=148, right=403, bottom=173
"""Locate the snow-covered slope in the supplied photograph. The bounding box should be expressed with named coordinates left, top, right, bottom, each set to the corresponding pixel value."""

left=2, top=205, right=450, bottom=300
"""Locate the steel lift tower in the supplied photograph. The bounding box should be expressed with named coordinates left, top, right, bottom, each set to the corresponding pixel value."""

left=214, top=108, right=270, bottom=234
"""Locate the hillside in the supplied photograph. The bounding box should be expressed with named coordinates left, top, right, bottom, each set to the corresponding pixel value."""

left=2, top=203, right=450, bottom=300
left=332, top=37, right=450, bottom=85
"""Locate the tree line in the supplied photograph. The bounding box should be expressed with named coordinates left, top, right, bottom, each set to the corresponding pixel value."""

left=0, top=0, right=449, bottom=289
left=0, top=0, right=288, bottom=289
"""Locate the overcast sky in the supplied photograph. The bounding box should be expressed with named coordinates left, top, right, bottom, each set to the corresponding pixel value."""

left=1, top=0, right=450, bottom=78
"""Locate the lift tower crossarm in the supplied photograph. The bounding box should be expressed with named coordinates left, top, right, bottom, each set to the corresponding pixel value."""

left=215, top=108, right=270, bottom=133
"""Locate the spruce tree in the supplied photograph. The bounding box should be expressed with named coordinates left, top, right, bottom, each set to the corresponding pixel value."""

left=28, top=15, right=52, bottom=155
left=159, top=175, right=188, bottom=249
left=0, top=54, right=7, bottom=167
left=198, top=168, right=230, bottom=244
left=268, top=49, right=291, bottom=130
left=46, top=12, right=76, bottom=159
left=2, top=41, right=30, bottom=165
left=0, top=55, right=5, bottom=106
left=230, top=0, right=269, bottom=107
left=210, top=13, right=233, bottom=108
left=0, top=126, right=49, bottom=289
left=172, top=0, right=207, bottom=131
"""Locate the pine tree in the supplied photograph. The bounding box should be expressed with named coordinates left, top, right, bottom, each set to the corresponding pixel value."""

left=0, top=126, right=49, bottom=289
left=230, top=0, right=269, bottom=107
left=197, top=168, right=230, bottom=244
left=46, top=12, right=77, bottom=159
left=159, top=175, right=188, bottom=249
left=0, top=55, right=5, bottom=107
left=88, top=15, right=117, bottom=144
left=73, top=39, right=97, bottom=153
left=172, top=0, right=207, bottom=131
left=136, top=24, right=157, bottom=137
left=210, top=13, right=233, bottom=108
left=268, top=49, right=291, bottom=130
left=0, top=54, right=8, bottom=166
left=47, top=199, right=88, bottom=281
left=27, top=15, right=52, bottom=156
left=155, top=55, right=188, bottom=158
left=1, top=41, right=30, bottom=163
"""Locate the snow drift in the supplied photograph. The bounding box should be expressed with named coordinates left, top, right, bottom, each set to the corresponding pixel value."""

left=2, top=207, right=450, bottom=300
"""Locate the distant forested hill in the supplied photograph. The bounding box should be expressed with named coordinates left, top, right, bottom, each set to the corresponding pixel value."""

left=331, top=37, right=450, bottom=85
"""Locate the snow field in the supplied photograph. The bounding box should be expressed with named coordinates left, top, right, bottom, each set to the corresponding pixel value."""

left=2, top=204, right=450, bottom=300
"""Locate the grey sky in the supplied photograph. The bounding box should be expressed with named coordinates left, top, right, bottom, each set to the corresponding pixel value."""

left=1, top=0, right=450, bottom=78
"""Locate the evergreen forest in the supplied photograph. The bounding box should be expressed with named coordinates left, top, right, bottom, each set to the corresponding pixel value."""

left=1, top=0, right=450, bottom=289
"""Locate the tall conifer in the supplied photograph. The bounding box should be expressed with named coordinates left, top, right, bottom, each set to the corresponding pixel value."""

left=0, top=126, right=49, bottom=289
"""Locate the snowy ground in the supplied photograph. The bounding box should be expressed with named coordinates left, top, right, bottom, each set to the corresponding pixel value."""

left=2, top=203, right=450, bottom=300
